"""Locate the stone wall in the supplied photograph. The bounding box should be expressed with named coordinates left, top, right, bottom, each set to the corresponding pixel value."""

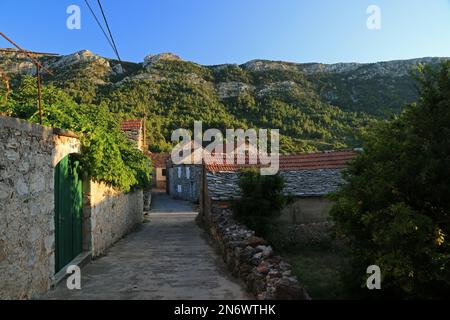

left=1, top=116, right=144, bottom=299
left=199, top=206, right=310, bottom=300
left=0, top=116, right=80, bottom=299
left=204, top=170, right=341, bottom=245
left=143, top=188, right=152, bottom=212
left=84, top=181, right=143, bottom=258
left=280, top=197, right=332, bottom=224
left=278, top=197, right=334, bottom=245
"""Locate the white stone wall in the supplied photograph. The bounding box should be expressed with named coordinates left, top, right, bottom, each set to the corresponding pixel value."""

left=85, top=181, right=143, bottom=257
left=0, top=116, right=80, bottom=299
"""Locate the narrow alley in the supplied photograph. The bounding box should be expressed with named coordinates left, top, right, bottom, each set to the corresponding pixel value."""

left=45, top=191, right=250, bottom=300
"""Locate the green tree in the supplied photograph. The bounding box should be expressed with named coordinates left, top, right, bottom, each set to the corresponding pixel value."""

left=232, top=169, right=286, bottom=237
left=8, top=77, right=152, bottom=192
left=330, top=62, right=450, bottom=299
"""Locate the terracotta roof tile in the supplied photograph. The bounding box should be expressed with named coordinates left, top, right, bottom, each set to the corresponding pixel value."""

left=148, top=152, right=170, bottom=168
left=121, top=119, right=143, bottom=131
left=204, top=151, right=357, bottom=172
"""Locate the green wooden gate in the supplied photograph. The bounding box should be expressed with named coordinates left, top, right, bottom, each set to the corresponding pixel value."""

left=54, top=155, right=83, bottom=273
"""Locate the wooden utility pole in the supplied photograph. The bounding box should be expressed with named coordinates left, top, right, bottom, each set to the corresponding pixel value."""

left=0, top=32, right=53, bottom=124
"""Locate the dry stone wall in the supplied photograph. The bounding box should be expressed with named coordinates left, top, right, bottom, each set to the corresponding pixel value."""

left=201, top=206, right=310, bottom=300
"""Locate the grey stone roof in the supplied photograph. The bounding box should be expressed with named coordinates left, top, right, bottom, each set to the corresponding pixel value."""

left=281, top=169, right=344, bottom=196
left=206, top=168, right=345, bottom=200
left=207, top=172, right=241, bottom=201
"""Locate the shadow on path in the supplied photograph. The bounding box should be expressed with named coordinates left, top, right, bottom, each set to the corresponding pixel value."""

left=45, top=191, right=250, bottom=300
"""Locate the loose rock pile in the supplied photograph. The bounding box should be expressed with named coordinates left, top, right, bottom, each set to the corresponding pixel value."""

left=208, top=207, right=311, bottom=300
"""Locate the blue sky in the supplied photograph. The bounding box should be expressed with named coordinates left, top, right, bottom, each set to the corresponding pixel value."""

left=1, top=0, right=450, bottom=65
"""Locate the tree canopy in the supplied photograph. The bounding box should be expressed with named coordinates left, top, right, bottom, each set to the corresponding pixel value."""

left=330, top=62, right=450, bottom=299
left=1, top=76, right=152, bottom=192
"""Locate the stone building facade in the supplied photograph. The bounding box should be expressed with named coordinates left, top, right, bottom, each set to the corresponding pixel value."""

left=0, top=116, right=144, bottom=299
left=167, top=164, right=202, bottom=202
left=121, top=119, right=145, bottom=151
left=199, top=151, right=357, bottom=244
left=166, top=140, right=204, bottom=202
left=148, top=152, right=169, bottom=190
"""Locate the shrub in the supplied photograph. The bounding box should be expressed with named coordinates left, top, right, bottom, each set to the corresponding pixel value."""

left=232, top=168, right=286, bottom=238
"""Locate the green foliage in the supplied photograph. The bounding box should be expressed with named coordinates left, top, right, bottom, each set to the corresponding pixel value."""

left=13, top=55, right=380, bottom=153
left=309, top=72, right=418, bottom=117
left=4, top=76, right=74, bottom=118
left=330, top=62, right=450, bottom=299
left=7, top=76, right=152, bottom=192
left=232, top=169, right=287, bottom=237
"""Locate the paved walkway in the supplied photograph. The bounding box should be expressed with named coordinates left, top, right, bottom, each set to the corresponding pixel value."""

left=45, top=192, right=250, bottom=300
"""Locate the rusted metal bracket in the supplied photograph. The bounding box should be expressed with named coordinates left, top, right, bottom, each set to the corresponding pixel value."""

left=0, top=32, right=54, bottom=124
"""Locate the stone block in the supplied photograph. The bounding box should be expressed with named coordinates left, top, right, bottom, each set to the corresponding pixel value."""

left=15, top=177, right=29, bottom=196
left=0, top=182, right=11, bottom=200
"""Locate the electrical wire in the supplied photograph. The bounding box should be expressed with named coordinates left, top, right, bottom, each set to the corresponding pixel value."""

left=83, top=0, right=118, bottom=59
left=97, top=0, right=122, bottom=63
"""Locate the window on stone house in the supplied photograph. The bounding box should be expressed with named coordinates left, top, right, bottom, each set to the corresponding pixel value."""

left=177, top=167, right=182, bottom=178
left=186, top=167, right=190, bottom=179
left=177, top=185, right=182, bottom=193
left=162, top=169, right=166, bottom=177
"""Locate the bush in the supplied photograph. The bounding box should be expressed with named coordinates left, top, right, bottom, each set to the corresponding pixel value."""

left=330, top=62, right=450, bottom=299
left=232, top=168, right=286, bottom=238
left=6, top=76, right=152, bottom=192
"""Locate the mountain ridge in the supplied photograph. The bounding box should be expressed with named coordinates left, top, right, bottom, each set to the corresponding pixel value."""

left=1, top=48, right=447, bottom=152
left=1, top=47, right=447, bottom=75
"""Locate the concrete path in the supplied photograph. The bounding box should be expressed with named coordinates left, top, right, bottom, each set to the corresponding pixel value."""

left=149, top=191, right=196, bottom=214
left=45, top=192, right=250, bottom=300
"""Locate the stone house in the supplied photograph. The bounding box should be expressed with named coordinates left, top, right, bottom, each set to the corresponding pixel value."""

left=166, top=141, right=260, bottom=203
left=166, top=141, right=203, bottom=202
left=121, top=119, right=145, bottom=151
left=120, top=119, right=152, bottom=209
left=199, top=151, right=357, bottom=243
left=148, top=152, right=169, bottom=190
left=0, top=116, right=144, bottom=299
left=167, top=163, right=203, bottom=202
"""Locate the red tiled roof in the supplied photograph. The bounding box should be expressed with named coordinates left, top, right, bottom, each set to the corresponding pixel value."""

left=148, top=152, right=170, bottom=168
left=121, top=119, right=143, bottom=131
left=205, top=151, right=357, bottom=172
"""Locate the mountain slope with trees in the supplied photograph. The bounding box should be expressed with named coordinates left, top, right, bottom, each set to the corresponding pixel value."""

left=1, top=48, right=447, bottom=152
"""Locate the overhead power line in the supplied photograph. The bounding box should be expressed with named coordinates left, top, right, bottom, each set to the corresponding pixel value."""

left=83, top=0, right=122, bottom=63
left=97, top=0, right=122, bottom=63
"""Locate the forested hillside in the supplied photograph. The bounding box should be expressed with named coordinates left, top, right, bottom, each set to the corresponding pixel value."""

left=1, top=48, right=446, bottom=153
